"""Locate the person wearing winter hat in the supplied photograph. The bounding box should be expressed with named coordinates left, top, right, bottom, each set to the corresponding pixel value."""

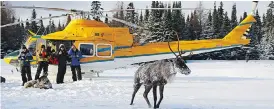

left=68, top=44, right=83, bottom=81
left=56, top=44, right=68, bottom=84
left=18, top=45, right=33, bottom=86
left=35, top=44, right=49, bottom=80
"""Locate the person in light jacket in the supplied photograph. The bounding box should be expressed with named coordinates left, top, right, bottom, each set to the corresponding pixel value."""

left=18, top=45, right=33, bottom=86
left=68, top=45, right=83, bottom=81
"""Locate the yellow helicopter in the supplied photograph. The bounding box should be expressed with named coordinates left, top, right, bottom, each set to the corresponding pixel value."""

left=1, top=1, right=258, bottom=74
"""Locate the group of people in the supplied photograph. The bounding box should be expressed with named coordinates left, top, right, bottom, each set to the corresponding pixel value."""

left=18, top=43, right=83, bottom=87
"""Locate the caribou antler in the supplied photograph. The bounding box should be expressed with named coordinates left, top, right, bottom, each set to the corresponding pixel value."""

left=168, top=31, right=185, bottom=58
left=167, top=33, right=178, bottom=58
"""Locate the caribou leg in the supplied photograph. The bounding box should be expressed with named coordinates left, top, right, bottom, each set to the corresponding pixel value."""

left=152, top=85, right=158, bottom=108
left=156, top=85, right=165, bottom=108
left=143, top=85, right=153, bottom=108
left=130, top=83, right=142, bottom=105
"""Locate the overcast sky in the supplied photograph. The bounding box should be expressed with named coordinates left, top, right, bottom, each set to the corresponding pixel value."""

left=7, top=1, right=271, bottom=26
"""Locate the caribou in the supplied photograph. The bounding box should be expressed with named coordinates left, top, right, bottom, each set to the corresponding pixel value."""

left=130, top=33, right=192, bottom=108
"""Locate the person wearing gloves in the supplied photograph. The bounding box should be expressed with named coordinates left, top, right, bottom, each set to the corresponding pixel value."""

left=68, top=45, right=83, bottom=81
left=18, top=45, right=33, bottom=86
left=56, top=44, right=68, bottom=84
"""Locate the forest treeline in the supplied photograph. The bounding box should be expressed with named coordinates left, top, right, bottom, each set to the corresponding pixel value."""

left=1, top=1, right=274, bottom=60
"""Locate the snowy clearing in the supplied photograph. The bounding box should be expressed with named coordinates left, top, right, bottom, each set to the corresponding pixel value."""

left=1, top=60, right=274, bottom=109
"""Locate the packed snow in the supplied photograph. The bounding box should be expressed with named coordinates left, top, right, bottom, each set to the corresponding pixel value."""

left=1, top=60, right=274, bottom=109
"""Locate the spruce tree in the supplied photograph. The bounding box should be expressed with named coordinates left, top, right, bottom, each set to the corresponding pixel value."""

left=104, top=14, right=108, bottom=24
left=212, top=2, right=219, bottom=39
left=57, top=20, right=62, bottom=31
left=184, top=15, right=194, bottom=40
left=90, top=1, right=103, bottom=21
left=66, top=15, right=71, bottom=26
left=171, top=1, right=185, bottom=40
left=217, top=1, right=224, bottom=38
left=145, top=1, right=165, bottom=43
left=220, top=12, right=231, bottom=38
left=39, top=16, right=45, bottom=35
left=144, top=6, right=149, bottom=22
left=231, top=3, right=238, bottom=29
left=139, top=11, right=143, bottom=25
left=243, top=12, right=248, bottom=20
left=259, top=2, right=274, bottom=59
left=31, top=9, right=38, bottom=33
left=25, top=19, right=30, bottom=30
left=201, top=11, right=214, bottom=39
left=163, top=4, right=173, bottom=41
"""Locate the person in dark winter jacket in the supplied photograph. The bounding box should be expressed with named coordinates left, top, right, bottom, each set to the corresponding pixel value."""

left=68, top=45, right=83, bottom=81
left=56, top=44, right=68, bottom=84
left=35, top=45, right=50, bottom=80
left=18, top=46, right=33, bottom=86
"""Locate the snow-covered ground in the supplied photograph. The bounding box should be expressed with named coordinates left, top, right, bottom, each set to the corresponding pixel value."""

left=1, top=60, right=274, bottom=109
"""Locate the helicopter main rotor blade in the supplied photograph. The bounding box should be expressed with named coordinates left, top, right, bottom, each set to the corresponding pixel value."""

left=1, top=6, right=85, bottom=14
left=105, top=8, right=213, bottom=12
left=97, top=14, right=143, bottom=29
left=1, top=14, right=68, bottom=28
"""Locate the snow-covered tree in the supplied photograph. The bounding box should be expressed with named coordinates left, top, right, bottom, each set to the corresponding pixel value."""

left=144, top=1, right=165, bottom=43
left=201, top=11, right=214, bottom=39
left=259, top=2, right=274, bottom=60
left=90, top=1, right=103, bottom=21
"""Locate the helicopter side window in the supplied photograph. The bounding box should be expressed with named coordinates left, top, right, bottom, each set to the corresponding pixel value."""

left=96, top=44, right=112, bottom=57
left=28, top=41, right=37, bottom=56
left=79, top=43, right=94, bottom=57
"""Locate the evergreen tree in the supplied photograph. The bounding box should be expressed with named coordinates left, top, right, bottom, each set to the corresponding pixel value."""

left=144, top=1, right=165, bottom=43
left=125, top=2, right=138, bottom=24
left=90, top=1, right=103, bottom=21
left=171, top=1, right=185, bottom=40
left=104, top=14, right=108, bottom=24
left=239, top=16, right=243, bottom=23
left=201, top=11, right=214, bottom=39
left=184, top=15, right=194, bottom=40
left=231, top=3, right=238, bottom=29
left=118, top=2, right=125, bottom=27
left=139, top=11, right=143, bottom=25
left=66, top=15, right=71, bottom=26
left=220, top=12, right=231, bottom=38
left=217, top=1, right=224, bottom=38
left=38, top=16, right=45, bottom=35
left=144, top=6, right=149, bottom=22
left=243, top=11, right=248, bottom=19
left=212, top=2, right=219, bottom=39
left=163, top=4, right=173, bottom=41
left=259, top=2, right=274, bottom=59
left=51, top=21, right=56, bottom=32
left=25, top=19, right=30, bottom=30
left=31, top=9, right=38, bottom=33
left=125, top=2, right=138, bottom=33
left=190, top=10, right=201, bottom=40
left=62, top=24, right=65, bottom=30
left=57, top=20, right=62, bottom=31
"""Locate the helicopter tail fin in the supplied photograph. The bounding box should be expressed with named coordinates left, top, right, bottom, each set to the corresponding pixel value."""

left=222, top=15, right=256, bottom=42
